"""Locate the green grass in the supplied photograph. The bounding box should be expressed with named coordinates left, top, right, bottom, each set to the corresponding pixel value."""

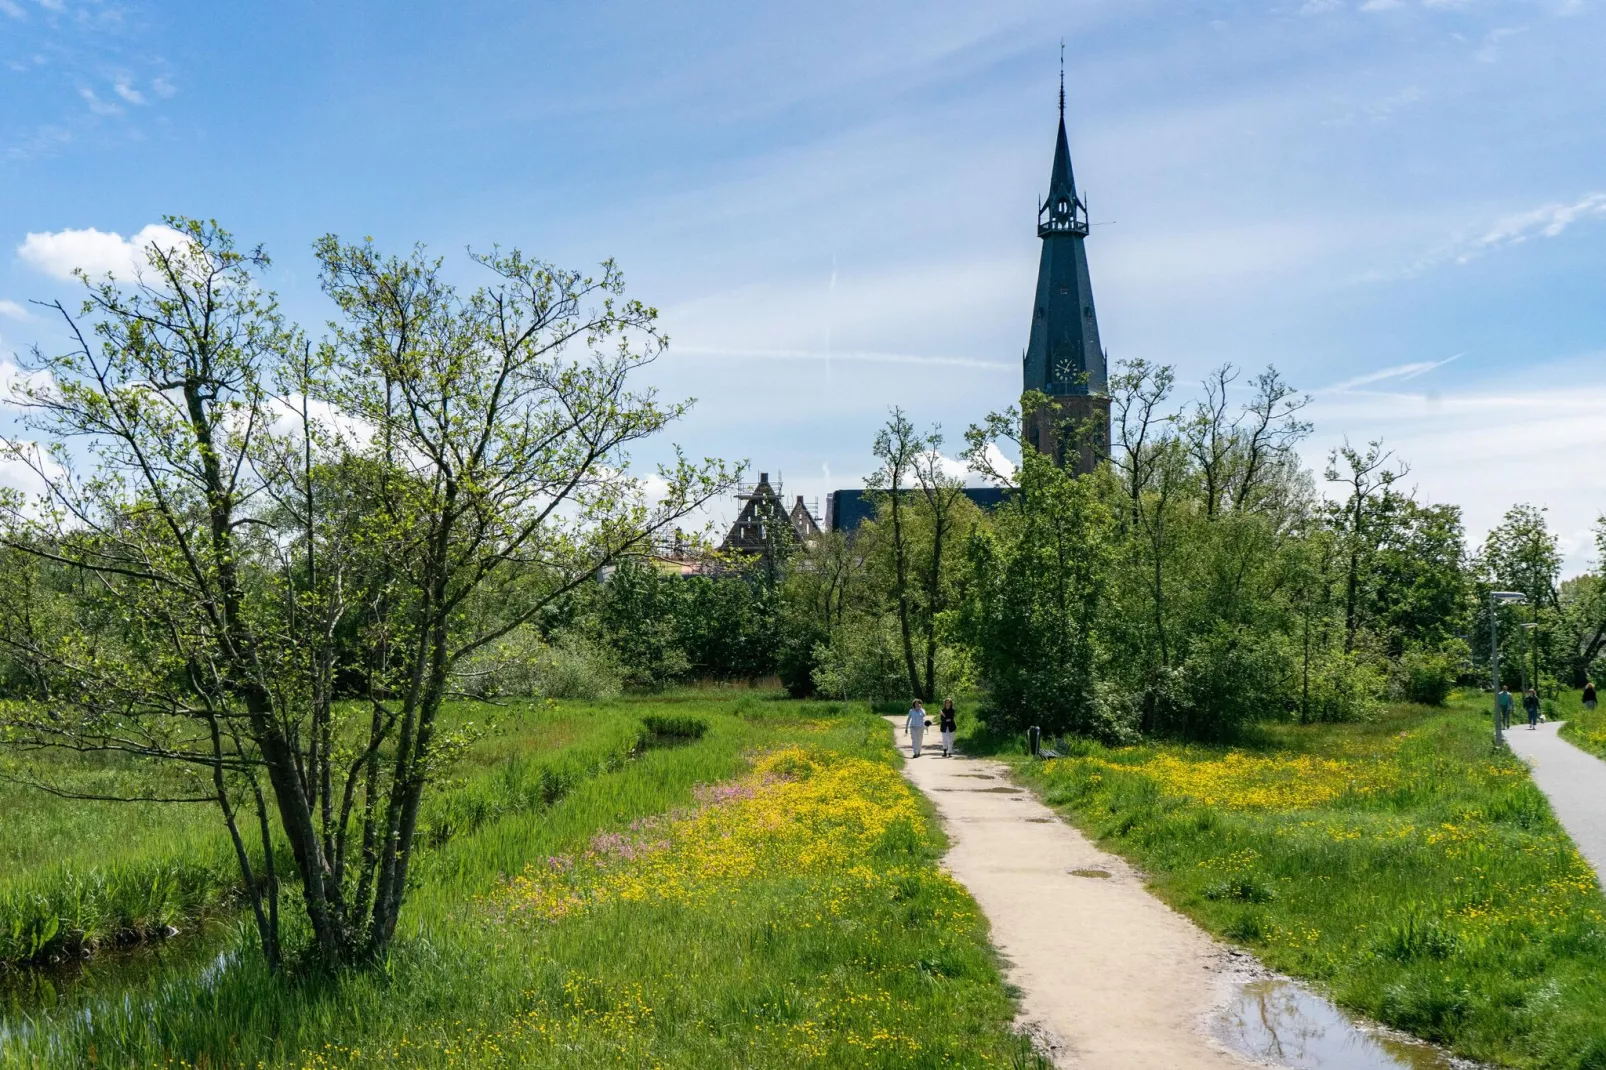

left=989, top=693, right=1606, bottom=1069
left=2, top=694, right=1041, bottom=1068
left=0, top=700, right=641, bottom=968
left=1558, top=689, right=1606, bottom=761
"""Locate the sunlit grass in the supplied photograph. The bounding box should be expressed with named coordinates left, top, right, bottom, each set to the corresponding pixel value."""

left=2, top=695, right=1041, bottom=1068
left=999, top=694, right=1606, bottom=1069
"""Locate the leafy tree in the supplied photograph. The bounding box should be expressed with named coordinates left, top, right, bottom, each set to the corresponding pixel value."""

left=0, top=221, right=727, bottom=971
left=958, top=412, right=1115, bottom=735
left=1478, top=504, right=1562, bottom=693
left=1325, top=440, right=1406, bottom=654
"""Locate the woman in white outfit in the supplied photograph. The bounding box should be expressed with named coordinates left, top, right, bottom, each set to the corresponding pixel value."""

left=905, top=699, right=927, bottom=757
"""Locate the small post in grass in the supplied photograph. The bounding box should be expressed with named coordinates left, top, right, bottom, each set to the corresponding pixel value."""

left=1028, top=725, right=1041, bottom=758
left=1490, top=590, right=1527, bottom=747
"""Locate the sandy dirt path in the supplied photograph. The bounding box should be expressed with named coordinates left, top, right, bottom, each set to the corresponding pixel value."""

left=886, top=717, right=1253, bottom=1069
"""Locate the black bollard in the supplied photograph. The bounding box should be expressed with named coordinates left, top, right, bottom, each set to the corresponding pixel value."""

left=1027, top=725, right=1041, bottom=757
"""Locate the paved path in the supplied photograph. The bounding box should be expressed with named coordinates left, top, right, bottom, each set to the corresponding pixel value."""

left=1502, top=720, right=1606, bottom=883
left=885, top=718, right=1252, bottom=1069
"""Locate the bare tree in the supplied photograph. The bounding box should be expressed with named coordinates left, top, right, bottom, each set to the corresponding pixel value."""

left=1109, top=360, right=1176, bottom=526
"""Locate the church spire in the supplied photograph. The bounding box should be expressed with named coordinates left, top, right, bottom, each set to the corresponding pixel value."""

left=1040, top=52, right=1087, bottom=239
left=1021, top=56, right=1111, bottom=472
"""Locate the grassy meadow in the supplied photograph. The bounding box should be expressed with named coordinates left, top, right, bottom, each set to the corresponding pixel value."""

left=1559, top=690, right=1606, bottom=761
left=983, top=692, right=1606, bottom=1070
left=1, top=694, right=1042, bottom=1068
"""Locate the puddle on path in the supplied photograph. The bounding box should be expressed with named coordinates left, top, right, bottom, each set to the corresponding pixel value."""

left=1215, top=979, right=1468, bottom=1070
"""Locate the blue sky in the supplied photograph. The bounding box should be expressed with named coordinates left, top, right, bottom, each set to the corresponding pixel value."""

left=3, top=0, right=1604, bottom=570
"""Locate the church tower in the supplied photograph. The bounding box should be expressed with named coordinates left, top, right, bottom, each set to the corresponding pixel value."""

left=1022, top=71, right=1110, bottom=474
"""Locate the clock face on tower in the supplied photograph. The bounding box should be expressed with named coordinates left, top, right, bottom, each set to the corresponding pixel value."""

left=1052, top=350, right=1080, bottom=387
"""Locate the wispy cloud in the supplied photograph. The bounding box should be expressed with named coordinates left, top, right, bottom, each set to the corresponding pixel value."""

left=78, top=86, right=122, bottom=116
left=0, top=300, right=32, bottom=321
left=1321, top=354, right=1460, bottom=392
left=0, top=0, right=26, bottom=19
left=1377, top=191, right=1606, bottom=278
left=1472, top=191, right=1606, bottom=252
left=112, top=78, right=146, bottom=105
left=673, top=345, right=1011, bottom=371
left=1474, top=26, right=1527, bottom=63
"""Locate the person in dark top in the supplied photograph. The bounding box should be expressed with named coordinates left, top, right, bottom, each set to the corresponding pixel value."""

left=1497, top=686, right=1514, bottom=729
left=1523, top=688, right=1541, bottom=729
left=938, top=699, right=958, bottom=758
left=1585, top=681, right=1598, bottom=712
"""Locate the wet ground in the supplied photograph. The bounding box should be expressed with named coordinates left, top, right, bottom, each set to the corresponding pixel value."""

left=1215, top=979, right=1478, bottom=1070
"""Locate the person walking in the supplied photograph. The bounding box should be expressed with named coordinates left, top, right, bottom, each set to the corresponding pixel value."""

left=938, top=699, right=958, bottom=758
left=1524, top=688, right=1541, bottom=729
left=1584, top=680, right=1598, bottom=712
left=1497, top=685, right=1514, bottom=730
left=906, top=699, right=928, bottom=758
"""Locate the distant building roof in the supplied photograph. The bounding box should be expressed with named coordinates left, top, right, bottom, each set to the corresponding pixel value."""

left=720, top=472, right=822, bottom=558
left=825, top=487, right=1011, bottom=533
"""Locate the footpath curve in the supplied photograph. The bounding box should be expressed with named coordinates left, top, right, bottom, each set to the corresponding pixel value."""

left=884, top=717, right=1253, bottom=1069
left=1502, top=720, right=1606, bottom=884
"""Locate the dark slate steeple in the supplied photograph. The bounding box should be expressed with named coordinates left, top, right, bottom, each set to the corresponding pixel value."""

left=1024, top=69, right=1105, bottom=399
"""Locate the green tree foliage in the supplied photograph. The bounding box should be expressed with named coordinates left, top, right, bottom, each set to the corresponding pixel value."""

left=0, top=220, right=728, bottom=972
left=574, top=557, right=780, bottom=690
left=1478, top=504, right=1562, bottom=693
left=956, top=410, right=1114, bottom=736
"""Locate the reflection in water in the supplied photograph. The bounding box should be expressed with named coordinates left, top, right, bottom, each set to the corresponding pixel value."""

left=0, top=922, right=237, bottom=1048
left=1216, top=980, right=1464, bottom=1070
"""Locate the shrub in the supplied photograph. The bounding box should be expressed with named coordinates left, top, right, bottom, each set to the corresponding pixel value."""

left=456, top=630, right=622, bottom=700
left=1300, top=649, right=1382, bottom=724
left=1389, top=643, right=1463, bottom=706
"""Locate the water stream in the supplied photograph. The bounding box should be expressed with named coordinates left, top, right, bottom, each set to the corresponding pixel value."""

left=1215, top=979, right=1476, bottom=1070
left=0, top=922, right=237, bottom=1048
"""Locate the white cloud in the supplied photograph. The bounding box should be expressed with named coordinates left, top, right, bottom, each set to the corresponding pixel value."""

left=78, top=87, right=121, bottom=116
left=112, top=79, right=146, bottom=105
left=1359, top=0, right=1402, bottom=9
left=0, top=0, right=26, bottom=19
left=1, top=357, right=54, bottom=408
left=16, top=223, right=189, bottom=281
left=673, top=345, right=1010, bottom=372
left=1378, top=191, right=1606, bottom=278
left=1472, top=191, right=1606, bottom=252
left=1304, top=371, right=1606, bottom=575
left=0, top=299, right=30, bottom=321
left=1300, top=0, right=1344, bottom=12
left=151, top=76, right=175, bottom=99
left=35, top=0, right=64, bottom=10
left=1320, top=355, right=1460, bottom=392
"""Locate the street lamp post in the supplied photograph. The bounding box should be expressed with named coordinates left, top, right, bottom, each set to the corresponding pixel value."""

left=1490, top=591, right=1527, bottom=746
